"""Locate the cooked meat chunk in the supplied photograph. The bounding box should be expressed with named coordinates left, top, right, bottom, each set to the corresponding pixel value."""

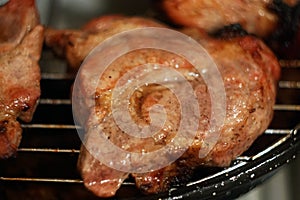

left=0, top=0, right=43, bottom=159
left=0, top=0, right=40, bottom=53
left=45, top=15, right=165, bottom=71
left=131, top=28, right=280, bottom=193
left=159, top=0, right=280, bottom=37
left=54, top=15, right=280, bottom=197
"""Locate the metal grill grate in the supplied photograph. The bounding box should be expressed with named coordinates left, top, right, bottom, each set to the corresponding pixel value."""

left=0, top=60, right=299, bottom=199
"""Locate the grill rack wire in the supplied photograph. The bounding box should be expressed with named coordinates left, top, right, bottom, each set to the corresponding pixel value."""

left=0, top=60, right=299, bottom=200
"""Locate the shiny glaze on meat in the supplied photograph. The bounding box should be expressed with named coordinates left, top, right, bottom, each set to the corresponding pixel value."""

left=0, top=0, right=43, bottom=158
left=45, top=15, right=280, bottom=197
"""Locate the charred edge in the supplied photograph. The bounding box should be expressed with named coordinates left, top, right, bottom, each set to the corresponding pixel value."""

left=67, top=40, right=74, bottom=47
left=211, top=24, right=249, bottom=39
left=249, top=108, right=256, bottom=114
left=169, top=169, right=194, bottom=188
left=0, top=120, right=8, bottom=134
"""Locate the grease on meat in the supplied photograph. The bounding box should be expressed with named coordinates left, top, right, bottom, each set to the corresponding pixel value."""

left=0, top=0, right=43, bottom=158
left=46, top=16, right=280, bottom=197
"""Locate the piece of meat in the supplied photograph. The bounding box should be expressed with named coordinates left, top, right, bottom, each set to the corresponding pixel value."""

left=0, top=0, right=40, bottom=53
left=45, top=15, right=166, bottom=71
left=0, top=0, right=44, bottom=159
left=132, top=28, right=280, bottom=193
left=158, top=0, right=280, bottom=38
left=45, top=14, right=280, bottom=196
left=61, top=15, right=280, bottom=196
left=57, top=16, right=167, bottom=197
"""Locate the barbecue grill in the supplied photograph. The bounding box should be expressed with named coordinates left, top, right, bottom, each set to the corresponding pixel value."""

left=1, top=0, right=300, bottom=199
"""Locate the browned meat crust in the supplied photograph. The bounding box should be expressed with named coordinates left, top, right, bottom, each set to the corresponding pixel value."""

left=132, top=29, right=280, bottom=193
left=158, top=0, right=279, bottom=38
left=45, top=15, right=280, bottom=197
left=0, top=0, right=44, bottom=159
left=45, top=15, right=165, bottom=71
left=0, top=0, right=40, bottom=53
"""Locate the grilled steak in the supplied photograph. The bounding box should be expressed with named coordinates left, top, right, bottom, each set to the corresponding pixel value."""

left=0, top=0, right=44, bottom=159
left=46, top=16, right=280, bottom=197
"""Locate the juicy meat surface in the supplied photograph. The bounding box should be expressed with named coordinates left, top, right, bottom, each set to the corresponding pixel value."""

left=0, top=0, right=44, bottom=159
left=49, top=16, right=280, bottom=196
left=132, top=29, right=280, bottom=193
left=159, top=0, right=279, bottom=37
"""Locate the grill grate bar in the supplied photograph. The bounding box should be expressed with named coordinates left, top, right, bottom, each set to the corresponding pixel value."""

left=39, top=99, right=71, bottom=105
left=21, top=124, right=81, bottom=129
left=18, top=148, right=80, bottom=153
left=273, top=104, right=300, bottom=111
left=264, top=129, right=291, bottom=135
left=279, top=81, right=300, bottom=89
left=0, top=177, right=137, bottom=185
left=41, top=73, right=75, bottom=80
left=0, top=177, right=83, bottom=183
left=279, top=60, right=300, bottom=67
